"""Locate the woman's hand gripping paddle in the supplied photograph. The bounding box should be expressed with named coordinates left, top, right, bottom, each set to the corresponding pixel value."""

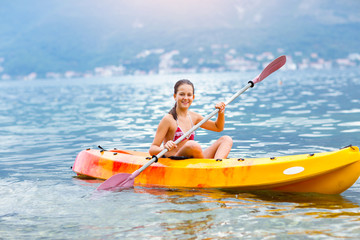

left=97, top=55, right=287, bottom=191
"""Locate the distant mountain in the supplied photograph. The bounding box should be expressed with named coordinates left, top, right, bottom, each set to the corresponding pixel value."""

left=0, top=0, right=359, bottom=78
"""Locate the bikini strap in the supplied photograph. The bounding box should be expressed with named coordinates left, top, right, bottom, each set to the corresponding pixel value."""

left=187, top=113, right=194, bottom=127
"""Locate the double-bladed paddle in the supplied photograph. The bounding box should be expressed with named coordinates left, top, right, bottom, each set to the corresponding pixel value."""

left=97, top=55, right=287, bottom=191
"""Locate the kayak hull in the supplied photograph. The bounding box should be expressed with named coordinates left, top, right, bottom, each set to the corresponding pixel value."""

left=72, top=146, right=360, bottom=194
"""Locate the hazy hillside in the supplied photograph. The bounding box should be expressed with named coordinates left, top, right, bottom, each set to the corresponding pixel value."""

left=1, top=0, right=359, bottom=78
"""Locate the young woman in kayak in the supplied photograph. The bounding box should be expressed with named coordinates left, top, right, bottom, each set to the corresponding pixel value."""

left=149, top=79, right=233, bottom=159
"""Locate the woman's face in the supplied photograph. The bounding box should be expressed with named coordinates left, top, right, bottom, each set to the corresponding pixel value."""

left=174, top=84, right=195, bottom=109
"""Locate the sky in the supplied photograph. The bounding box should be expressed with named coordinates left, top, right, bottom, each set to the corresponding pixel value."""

left=1, top=0, right=360, bottom=76
left=3, top=0, right=360, bottom=32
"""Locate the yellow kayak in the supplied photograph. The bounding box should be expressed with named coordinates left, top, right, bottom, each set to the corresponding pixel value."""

left=72, top=145, right=360, bottom=194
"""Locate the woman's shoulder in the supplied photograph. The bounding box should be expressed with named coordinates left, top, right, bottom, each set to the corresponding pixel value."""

left=189, top=111, right=203, bottom=122
left=161, top=114, right=176, bottom=124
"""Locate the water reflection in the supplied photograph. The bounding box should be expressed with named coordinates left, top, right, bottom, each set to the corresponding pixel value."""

left=129, top=187, right=360, bottom=238
left=160, top=214, right=215, bottom=238
left=76, top=174, right=360, bottom=218
left=134, top=187, right=359, bottom=209
left=75, top=177, right=359, bottom=212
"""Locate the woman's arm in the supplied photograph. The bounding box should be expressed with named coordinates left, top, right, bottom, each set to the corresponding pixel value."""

left=149, top=115, right=173, bottom=155
left=194, top=102, right=226, bottom=132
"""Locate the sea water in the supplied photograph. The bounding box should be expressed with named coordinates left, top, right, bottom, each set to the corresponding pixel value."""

left=1, top=69, right=360, bottom=239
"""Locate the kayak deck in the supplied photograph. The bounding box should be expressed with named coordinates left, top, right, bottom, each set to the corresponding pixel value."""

left=73, top=146, right=360, bottom=194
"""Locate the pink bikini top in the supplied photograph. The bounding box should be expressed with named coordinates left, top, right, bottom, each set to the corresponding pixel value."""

left=173, top=114, right=195, bottom=142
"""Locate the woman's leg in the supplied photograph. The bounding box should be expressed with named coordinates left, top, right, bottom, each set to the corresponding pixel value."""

left=175, top=140, right=204, bottom=158
left=203, top=135, right=233, bottom=159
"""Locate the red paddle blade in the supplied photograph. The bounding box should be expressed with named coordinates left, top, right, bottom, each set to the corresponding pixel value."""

left=96, top=173, right=135, bottom=191
left=252, top=55, right=286, bottom=85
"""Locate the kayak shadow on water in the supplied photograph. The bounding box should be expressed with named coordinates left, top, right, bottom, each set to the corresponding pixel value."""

left=139, top=187, right=359, bottom=209
left=239, top=190, right=360, bottom=209
left=73, top=176, right=359, bottom=211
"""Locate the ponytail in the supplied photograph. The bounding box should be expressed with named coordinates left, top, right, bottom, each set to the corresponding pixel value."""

left=169, top=103, right=178, bottom=120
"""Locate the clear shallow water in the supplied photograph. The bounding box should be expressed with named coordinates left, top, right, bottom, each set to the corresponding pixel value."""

left=1, top=70, right=360, bottom=239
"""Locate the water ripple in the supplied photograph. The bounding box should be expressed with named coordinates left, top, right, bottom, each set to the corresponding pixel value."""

left=1, top=70, right=360, bottom=238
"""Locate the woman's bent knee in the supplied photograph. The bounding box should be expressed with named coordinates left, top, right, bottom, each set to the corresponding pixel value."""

left=220, top=135, right=233, bottom=145
left=184, top=140, right=202, bottom=151
left=183, top=140, right=203, bottom=157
